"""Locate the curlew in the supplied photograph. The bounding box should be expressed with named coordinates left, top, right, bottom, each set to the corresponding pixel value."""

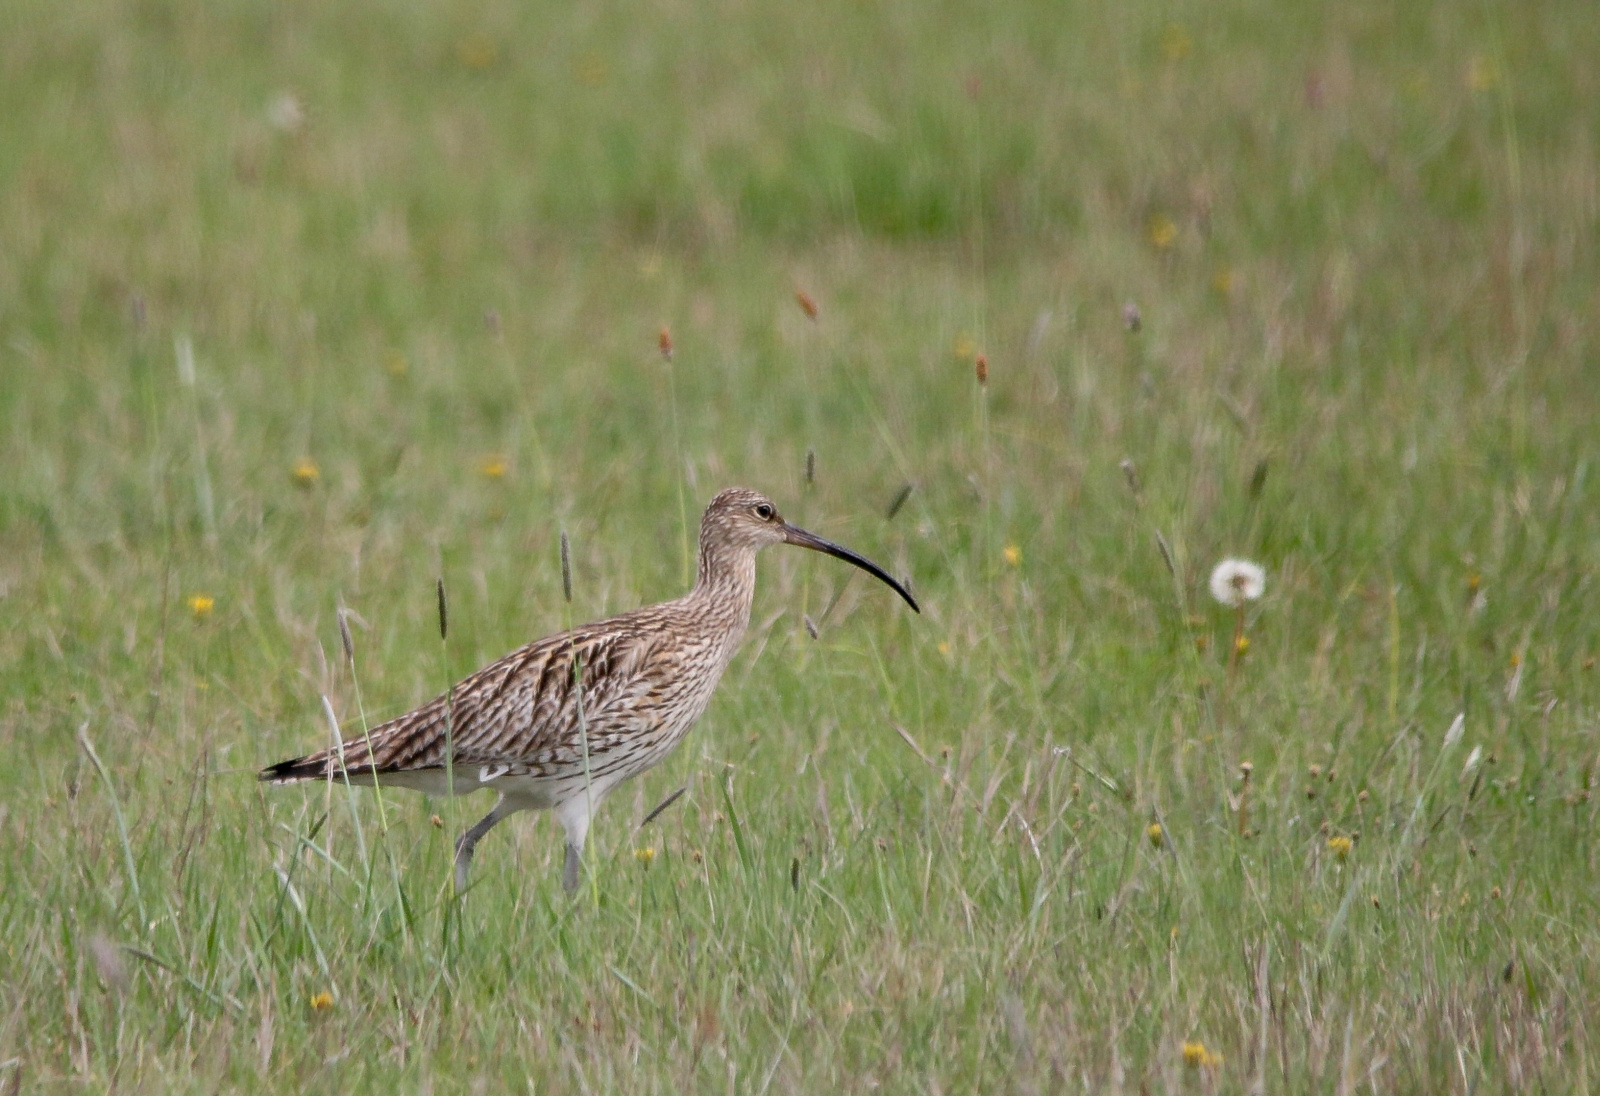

left=262, top=487, right=919, bottom=893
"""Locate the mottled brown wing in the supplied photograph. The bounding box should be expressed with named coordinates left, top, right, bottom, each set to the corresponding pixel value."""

left=265, top=622, right=666, bottom=783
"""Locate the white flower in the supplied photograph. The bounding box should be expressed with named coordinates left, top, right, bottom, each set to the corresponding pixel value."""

left=267, top=92, right=305, bottom=133
left=1208, top=558, right=1266, bottom=607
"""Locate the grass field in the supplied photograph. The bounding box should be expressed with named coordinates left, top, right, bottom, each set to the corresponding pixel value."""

left=3, top=0, right=1599, bottom=1090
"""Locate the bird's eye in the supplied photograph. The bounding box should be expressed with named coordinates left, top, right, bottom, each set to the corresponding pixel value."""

left=754, top=503, right=775, bottom=520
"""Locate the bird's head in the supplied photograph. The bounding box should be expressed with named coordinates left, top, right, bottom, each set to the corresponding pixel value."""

left=698, top=487, right=919, bottom=612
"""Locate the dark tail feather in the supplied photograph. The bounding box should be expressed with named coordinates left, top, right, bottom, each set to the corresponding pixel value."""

left=261, top=752, right=386, bottom=784
left=259, top=755, right=329, bottom=783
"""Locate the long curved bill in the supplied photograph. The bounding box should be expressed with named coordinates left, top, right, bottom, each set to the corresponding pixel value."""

left=782, top=523, right=920, bottom=613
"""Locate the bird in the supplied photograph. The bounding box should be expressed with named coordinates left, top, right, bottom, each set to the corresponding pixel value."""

left=261, top=487, right=919, bottom=893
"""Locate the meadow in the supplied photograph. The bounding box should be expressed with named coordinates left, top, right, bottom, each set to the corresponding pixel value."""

left=2, top=0, right=1598, bottom=1090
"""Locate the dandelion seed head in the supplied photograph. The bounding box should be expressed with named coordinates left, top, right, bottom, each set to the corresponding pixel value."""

left=1208, top=558, right=1265, bottom=606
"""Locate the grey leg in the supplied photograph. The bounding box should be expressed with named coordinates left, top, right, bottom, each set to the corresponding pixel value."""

left=454, top=796, right=514, bottom=891
left=562, top=842, right=582, bottom=895
left=554, top=794, right=594, bottom=896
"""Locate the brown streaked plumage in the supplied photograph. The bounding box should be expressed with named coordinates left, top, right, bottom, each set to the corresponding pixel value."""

left=262, top=487, right=919, bottom=893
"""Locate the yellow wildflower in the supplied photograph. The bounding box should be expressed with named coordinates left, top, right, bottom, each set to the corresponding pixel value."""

left=1162, top=24, right=1192, bottom=62
left=634, top=847, right=656, bottom=865
left=1002, top=544, right=1021, bottom=566
left=952, top=333, right=976, bottom=360
left=1148, top=214, right=1177, bottom=250
left=1466, top=56, right=1497, bottom=92
left=455, top=33, right=498, bottom=70
left=1327, top=835, right=1353, bottom=860
left=1183, top=1040, right=1222, bottom=1068
left=479, top=455, right=507, bottom=479
left=575, top=52, right=608, bottom=86
left=1234, top=634, right=1250, bottom=656
left=291, top=459, right=320, bottom=488
left=310, top=992, right=333, bottom=1011
left=1147, top=822, right=1164, bottom=848
left=187, top=594, right=215, bottom=619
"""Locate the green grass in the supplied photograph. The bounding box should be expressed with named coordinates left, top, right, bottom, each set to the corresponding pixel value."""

left=3, top=0, right=1599, bottom=1090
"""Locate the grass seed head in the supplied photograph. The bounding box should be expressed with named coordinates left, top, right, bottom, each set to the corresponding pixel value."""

left=338, top=609, right=355, bottom=665
left=560, top=532, right=573, bottom=603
